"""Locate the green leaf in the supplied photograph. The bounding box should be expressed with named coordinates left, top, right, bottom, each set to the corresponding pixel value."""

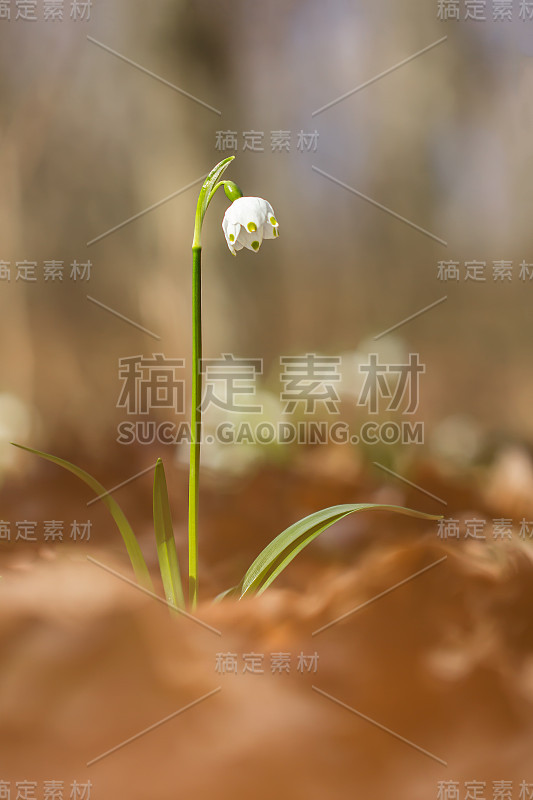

left=193, top=156, right=236, bottom=247
left=153, top=458, right=185, bottom=610
left=213, top=585, right=240, bottom=603
left=199, top=156, right=235, bottom=222
left=238, top=504, right=443, bottom=598
left=11, top=443, right=153, bottom=590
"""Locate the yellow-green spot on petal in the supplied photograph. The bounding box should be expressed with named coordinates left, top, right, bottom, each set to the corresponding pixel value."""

left=247, top=222, right=257, bottom=232
left=270, top=216, right=278, bottom=226
left=229, top=234, right=235, bottom=242
left=251, top=241, right=260, bottom=251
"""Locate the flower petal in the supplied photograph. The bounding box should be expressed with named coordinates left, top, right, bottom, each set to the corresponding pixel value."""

left=234, top=197, right=270, bottom=227
left=222, top=213, right=242, bottom=254
left=262, top=221, right=279, bottom=240
left=236, top=224, right=264, bottom=253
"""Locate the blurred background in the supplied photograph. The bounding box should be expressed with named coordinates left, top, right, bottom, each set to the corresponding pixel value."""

left=1, top=0, right=532, bottom=463
left=2, top=2, right=533, bottom=797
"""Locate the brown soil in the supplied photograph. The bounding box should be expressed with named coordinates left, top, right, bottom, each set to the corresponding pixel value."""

left=1, top=453, right=533, bottom=799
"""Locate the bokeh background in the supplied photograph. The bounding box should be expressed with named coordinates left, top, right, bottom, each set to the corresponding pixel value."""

left=2, top=2, right=533, bottom=799
left=1, top=0, right=533, bottom=464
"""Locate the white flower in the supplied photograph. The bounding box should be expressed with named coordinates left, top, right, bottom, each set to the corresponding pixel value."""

left=222, top=196, right=279, bottom=255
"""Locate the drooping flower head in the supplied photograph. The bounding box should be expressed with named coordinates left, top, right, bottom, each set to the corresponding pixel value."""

left=222, top=196, right=279, bottom=255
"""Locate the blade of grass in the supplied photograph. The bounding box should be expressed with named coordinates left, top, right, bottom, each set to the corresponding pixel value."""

left=213, top=586, right=240, bottom=603
left=11, top=442, right=153, bottom=590
left=153, top=459, right=185, bottom=610
left=238, top=503, right=443, bottom=598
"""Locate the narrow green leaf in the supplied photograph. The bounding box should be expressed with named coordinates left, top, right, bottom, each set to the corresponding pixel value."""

left=153, top=458, right=185, bottom=610
left=11, top=442, right=153, bottom=590
left=213, top=586, right=240, bottom=603
left=239, top=504, right=443, bottom=598
left=199, top=156, right=235, bottom=220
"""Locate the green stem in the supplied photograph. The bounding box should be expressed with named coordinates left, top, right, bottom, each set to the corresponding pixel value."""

left=188, top=244, right=202, bottom=608
left=187, top=157, right=239, bottom=609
